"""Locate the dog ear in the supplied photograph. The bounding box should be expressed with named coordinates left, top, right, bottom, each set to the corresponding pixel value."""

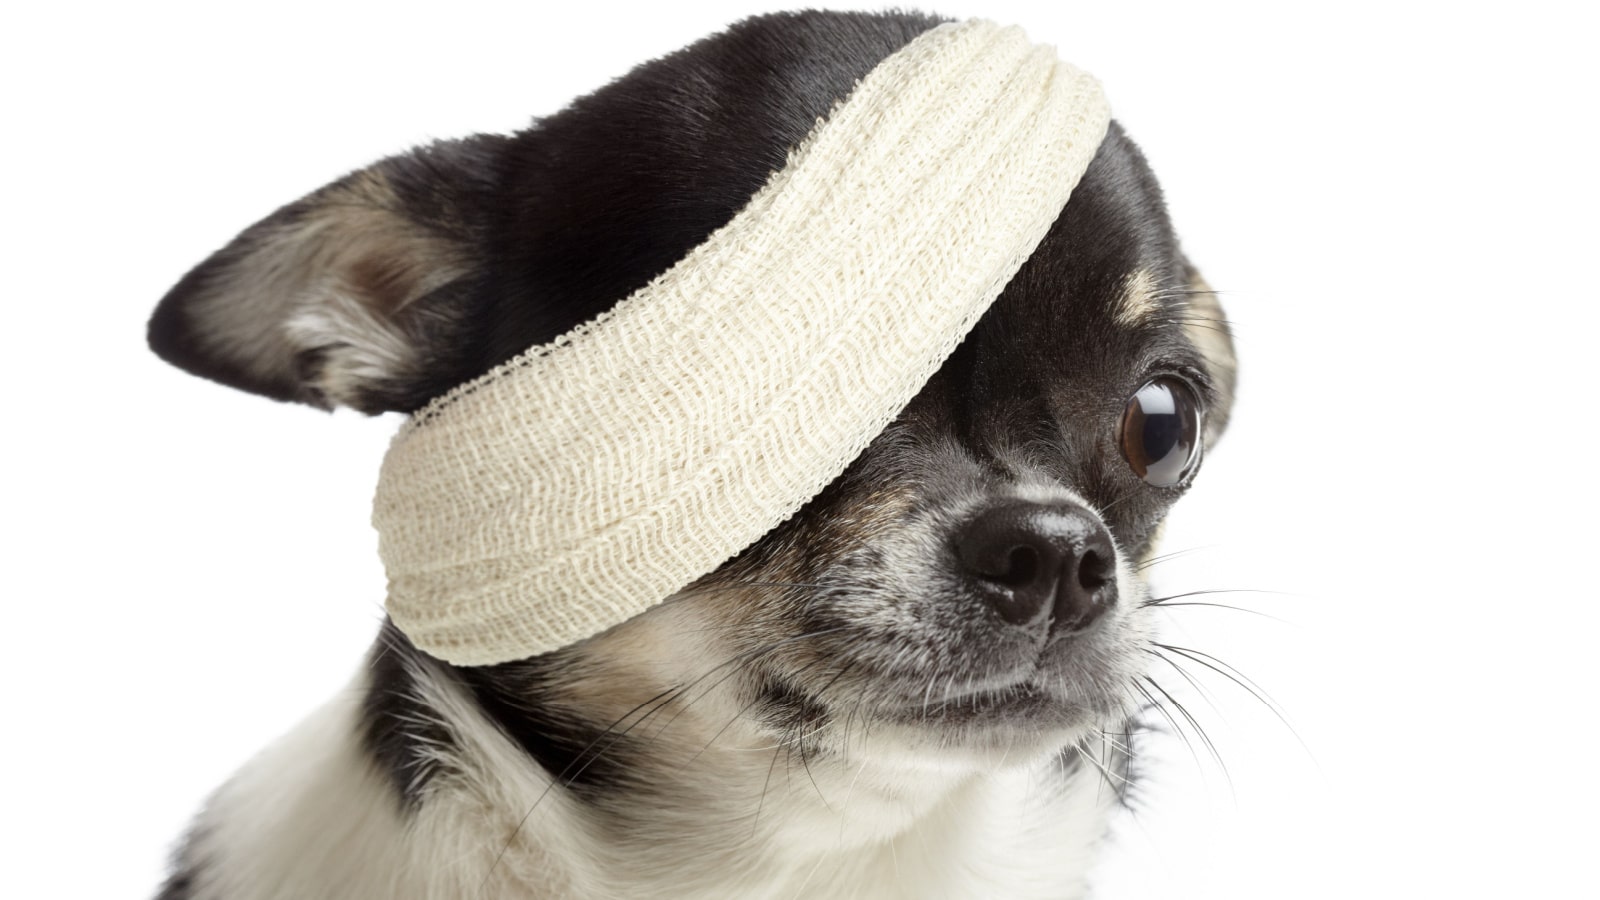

left=1181, top=264, right=1237, bottom=447
left=148, top=135, right=510, bottom=414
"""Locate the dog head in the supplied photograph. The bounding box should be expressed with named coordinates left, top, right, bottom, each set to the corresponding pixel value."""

left=151, top=10, right=1234, bottom=804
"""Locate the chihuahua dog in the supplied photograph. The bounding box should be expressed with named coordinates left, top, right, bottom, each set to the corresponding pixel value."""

left=149, top=10, right=1235, bottom=900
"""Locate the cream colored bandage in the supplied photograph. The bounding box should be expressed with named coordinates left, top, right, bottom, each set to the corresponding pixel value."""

left=374, top=20, right=1112, bottom=665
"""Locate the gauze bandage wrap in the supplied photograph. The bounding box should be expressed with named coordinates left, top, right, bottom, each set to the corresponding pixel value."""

left=373, top=20, right=1112, bottom=665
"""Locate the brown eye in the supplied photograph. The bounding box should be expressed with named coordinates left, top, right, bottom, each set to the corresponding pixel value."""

left=1120, top=377, right=1202, bottom=486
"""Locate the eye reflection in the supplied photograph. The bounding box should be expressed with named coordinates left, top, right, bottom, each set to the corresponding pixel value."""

left=1119, top=377, right=1202, bottom=486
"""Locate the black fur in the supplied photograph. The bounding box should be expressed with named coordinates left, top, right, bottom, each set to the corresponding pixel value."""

left=339, top=11, right=1210, bottom=806
left=148, top=135, right=511, bottom=411
left=454, top=654, right=647, bottom=797
left=150, top=12, right=1233, bottom=877
left=153, top=834, right=207, bottom=900
left=152, top=871, right=194, bottom=900
left=149, top=11, right=945, bottom=414
left=364, top=620, right=652, bottom=804
left=477, top=10, right=948, bottom=368
left=339, top=11, right=955, bottom=804
left=361, top=622, right=463, bottom=807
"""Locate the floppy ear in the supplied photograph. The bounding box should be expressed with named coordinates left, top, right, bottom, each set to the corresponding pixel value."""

left=1181, top=263, right=1237, bottom=447
left=148, top=135, right=509, bottom=413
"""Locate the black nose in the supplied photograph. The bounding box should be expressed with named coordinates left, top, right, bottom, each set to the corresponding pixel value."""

left=955, top=502, right=1118, bottom=633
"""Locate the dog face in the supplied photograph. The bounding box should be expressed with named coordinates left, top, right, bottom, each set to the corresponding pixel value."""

left=151, top=9, right=1233, bottom=833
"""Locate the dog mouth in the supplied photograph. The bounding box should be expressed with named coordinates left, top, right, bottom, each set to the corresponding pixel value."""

left=885, top=664, right=1121, bottom=729
left=883, top=681, right=1072, bottom=729
left=782, top=634, right=1133, bottom=738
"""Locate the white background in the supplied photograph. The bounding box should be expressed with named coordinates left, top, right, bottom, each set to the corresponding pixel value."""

left=6, top=1, right=1597, bottom=896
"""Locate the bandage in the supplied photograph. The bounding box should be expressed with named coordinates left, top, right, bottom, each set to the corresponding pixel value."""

left=373, top=19, right=1112, bottom=665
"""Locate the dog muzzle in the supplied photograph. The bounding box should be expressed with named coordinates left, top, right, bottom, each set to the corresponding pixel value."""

left=372, top=19, right=1112, bottom=665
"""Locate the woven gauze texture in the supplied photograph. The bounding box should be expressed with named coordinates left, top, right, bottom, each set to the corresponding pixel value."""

left=374, top=20, right=1112, bottom=665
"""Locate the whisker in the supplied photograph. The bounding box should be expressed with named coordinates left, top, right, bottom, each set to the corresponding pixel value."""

left=645, top=626, right=852, bottom=741
left=1154, top=643, right=1281, bottom=715
left=797, top=724, right=830, bottom=811
left=485, top=625, right=847, bottom=884
left=1133, top=545, right=1215, bottom=572
left=1131, top=680, right=1200, bottom=773
left=751, top=731, right=787, bottom=841
left=1142, top=675, right=1234, bottom=795
left=1155, top=642, right=1313, bottom=759
left=1075, top=735, right=1132, bottom=803
left=1144, top=647, right=1225, bottom=715
left=1093, top=724, right=1135, bottom=757
left=1097, top=485, right=1147, bottom=516
left=1141, top=588, right=1291, bottom=608
left=1146, top=600, right=1288, bottom=623
left=1158, top=319, right=1235, bottom=338
left=481, top=684, right=680, bottom=887
left=838, top=753, right=874, bottom=842
left=685, top=657, right=831, bottom=767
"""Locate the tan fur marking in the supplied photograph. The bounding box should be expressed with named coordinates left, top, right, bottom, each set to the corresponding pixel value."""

left=1113, top=269, right=1161, bottom=326
left=1180, top=270, right=1237, bottom=445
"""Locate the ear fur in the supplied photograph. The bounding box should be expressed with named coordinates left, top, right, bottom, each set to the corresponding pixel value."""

left=148, top=135, right=508, bottom=413
left=1181, top=264, right=1237, bottom=447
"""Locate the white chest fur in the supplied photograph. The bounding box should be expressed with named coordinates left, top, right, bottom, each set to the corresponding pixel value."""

left=178, top=671, right=1117, bottom=900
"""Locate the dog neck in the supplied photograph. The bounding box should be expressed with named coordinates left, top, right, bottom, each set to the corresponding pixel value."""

left=184, top=667, right=1119, bottom=899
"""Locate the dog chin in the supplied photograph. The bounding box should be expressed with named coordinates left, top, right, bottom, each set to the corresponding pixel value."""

left=836, top=660, right=1136, bottom=765
left=846, top=702, right=1115, bottom=771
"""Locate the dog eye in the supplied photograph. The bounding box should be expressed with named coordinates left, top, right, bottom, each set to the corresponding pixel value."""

left=1119, top=377, right=1202, bottom=486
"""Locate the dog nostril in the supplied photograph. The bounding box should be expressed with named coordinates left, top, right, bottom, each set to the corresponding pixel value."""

left=995, top=545, right=1040, bottom=588
left=956, top=501, right=1117, bottom=632
left=1078, top=549, right=1110, bottom=592
left=1055, top=543, right=1117, bottom=634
